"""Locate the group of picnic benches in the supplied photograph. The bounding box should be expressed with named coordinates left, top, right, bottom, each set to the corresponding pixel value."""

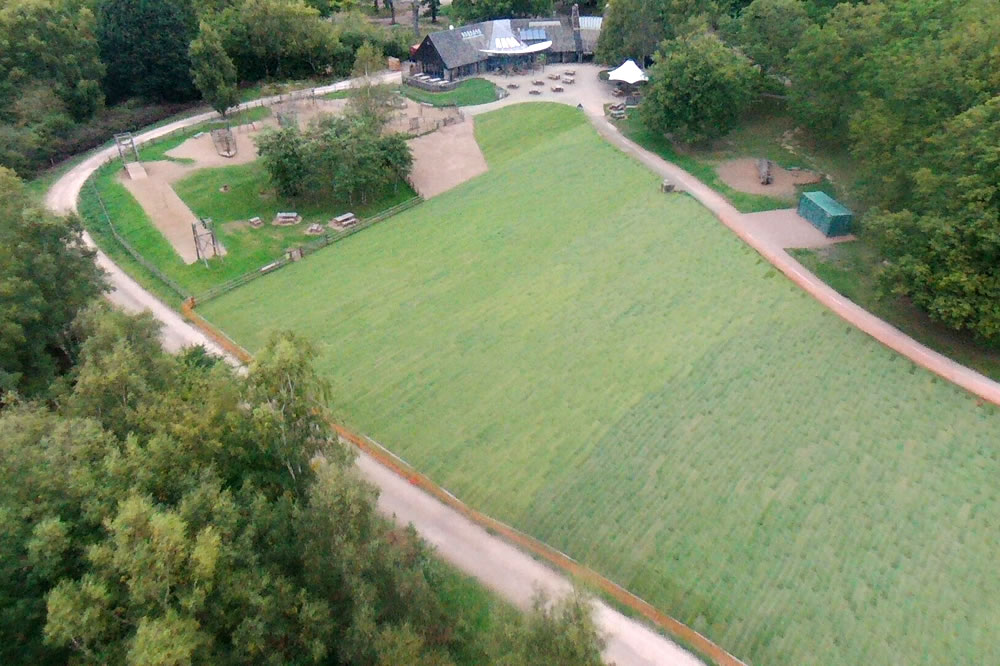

left=506, top=70, right=576, bottom=95
left=247, top=211, right=359, bottom=232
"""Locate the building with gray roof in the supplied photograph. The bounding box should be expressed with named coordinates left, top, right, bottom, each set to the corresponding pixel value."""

left=411, top=9, right=602, bottom=82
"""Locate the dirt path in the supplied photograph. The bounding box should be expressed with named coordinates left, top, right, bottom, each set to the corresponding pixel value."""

left=120, top=161, right=205, bottom=263
left=407, top=119, right=487, bottom=198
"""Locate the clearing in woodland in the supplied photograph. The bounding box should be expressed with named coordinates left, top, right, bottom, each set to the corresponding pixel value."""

left=200, top=103, right=1000, bottom=666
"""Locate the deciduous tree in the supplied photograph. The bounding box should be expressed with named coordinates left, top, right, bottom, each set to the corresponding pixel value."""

left=96, top=0, right=199, bottom=103
left=0, top=168, right=105, bottom=397
left=640, top=31, right=756, bottom=143
left=189, top=21, right=239, bottom=117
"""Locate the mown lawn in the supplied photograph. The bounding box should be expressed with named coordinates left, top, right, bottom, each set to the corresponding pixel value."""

left=201, top=103, right=1000, bottom=666
left=402, top=78, right=499, bottom=106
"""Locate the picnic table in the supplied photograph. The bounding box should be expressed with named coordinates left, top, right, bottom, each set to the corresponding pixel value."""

left=532, top=79, right=545, bottom=86
left=551, top=86, right=564, bottom=93
left=507, top=83, right=519, bottom=89
left=562, top=77, right=575, bottom=84
left=563, top=69, right=576, bottom=76
left=529, top=89, right=542, bottom=95
left=273, top=212, right=301, bottom=226
left=548, top=73, right=561, bottom=80
left=331, top=212, right=359, bottom=229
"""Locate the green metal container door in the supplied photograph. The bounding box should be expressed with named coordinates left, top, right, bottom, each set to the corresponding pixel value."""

left=798, top=191, right=853, bottom=237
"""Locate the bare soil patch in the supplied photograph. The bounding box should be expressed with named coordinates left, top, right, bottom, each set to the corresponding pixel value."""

left=407, top=119, right=487, bottom=198
left=119, top=161, right=208, bottom=264
left=715, top=158, right=822, bottom=198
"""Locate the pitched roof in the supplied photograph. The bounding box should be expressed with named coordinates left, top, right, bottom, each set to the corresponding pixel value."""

left=422, top=16, right=603, bottom=69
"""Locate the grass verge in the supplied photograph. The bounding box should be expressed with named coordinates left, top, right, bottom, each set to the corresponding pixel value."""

left=791, top=242, right=1000, bottom=381
left=612, top=99, right=856, bottom=214
left=402, top=78, right=500, bottom=106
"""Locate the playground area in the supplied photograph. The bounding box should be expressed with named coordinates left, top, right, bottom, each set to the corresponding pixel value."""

left=112, top=93, right=473, bottom=266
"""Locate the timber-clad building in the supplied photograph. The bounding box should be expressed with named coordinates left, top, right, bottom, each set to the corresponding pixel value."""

left=411, top=11, right=603, bottom=81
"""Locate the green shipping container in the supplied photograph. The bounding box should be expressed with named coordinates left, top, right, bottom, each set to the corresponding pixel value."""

left=797, top=191, right=852, bottom=237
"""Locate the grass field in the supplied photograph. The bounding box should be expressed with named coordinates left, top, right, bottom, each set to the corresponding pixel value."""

left=200, top=103, right=1000, bottom=666
left=402, top=78, right=499, bottom=106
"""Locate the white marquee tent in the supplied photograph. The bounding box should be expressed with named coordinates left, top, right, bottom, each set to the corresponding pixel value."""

left=608, top=59, right=649, bottom=84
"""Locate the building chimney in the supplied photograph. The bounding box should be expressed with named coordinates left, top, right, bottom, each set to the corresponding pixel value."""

left=571, top=4, right=583, bottom=62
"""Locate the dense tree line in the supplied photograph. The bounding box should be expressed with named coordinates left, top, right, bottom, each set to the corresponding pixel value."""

left=450, top=0, right=554, bottom=24
left=599, top=0, right=1000, bottom=339
left=0, top=0, right=412, bottom=179
left=0, top=168, right=105, bottom=397
left=0, top=167, right=606, bottom=664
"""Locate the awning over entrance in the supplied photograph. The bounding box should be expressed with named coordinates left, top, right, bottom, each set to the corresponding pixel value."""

left=479, top=40, right=552, bottom=56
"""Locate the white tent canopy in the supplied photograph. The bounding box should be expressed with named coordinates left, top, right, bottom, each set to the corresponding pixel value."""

left=608, top=59, right=648, bottom=84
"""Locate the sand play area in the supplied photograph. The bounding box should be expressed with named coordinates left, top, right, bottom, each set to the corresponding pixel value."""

left=120, top=96, right=484, bottom=264
left=407, top=120, right=487, bottom=198
left=715, top=158, right=822, bottom=198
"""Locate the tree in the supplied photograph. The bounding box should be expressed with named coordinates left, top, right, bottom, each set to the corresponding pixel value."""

left=0, top=0, right=105, bottom=120
left=733, top=0, right=811, bottom=74
left=255, top=126, right=309, bottom=197
left=96, top=0, right=199, bottom=103
left=0, top=168, right=105, bottom=398
left=785, top=1, right=887, bottom=141
left=640, top=31, right=756, bottom=143
left=421, top=0, right=441, bottom=23
left=490, top=590, right=605, bottom=665
left=866, top=96, right=1000, bottom=339
left=189, top=21, right=239, bottom=117
left=596, top=0, right=668, bottom=65
left=215, top=0, right=343, bottom=81
left=450, top=0, right=554, bottom=24
left=257, top=108, right=413, bottom=204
